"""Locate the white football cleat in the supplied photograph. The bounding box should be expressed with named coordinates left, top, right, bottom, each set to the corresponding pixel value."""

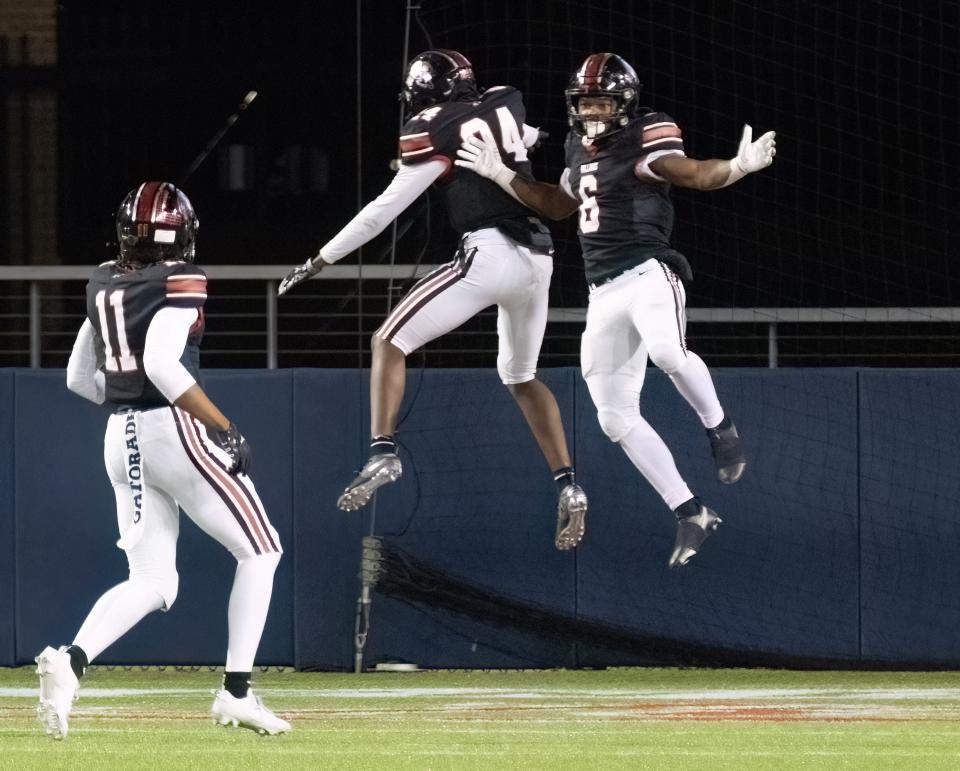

left=35, top=646, right=79, bottom=740
left=211, top=689, right=291, bottom=735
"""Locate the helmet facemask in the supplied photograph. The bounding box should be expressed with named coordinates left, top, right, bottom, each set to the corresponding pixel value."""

left=566, top=53, right=642, bottom=140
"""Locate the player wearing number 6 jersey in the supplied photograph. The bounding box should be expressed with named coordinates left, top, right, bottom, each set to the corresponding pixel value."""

left=35, top=182, right=290, bottom=739
left=455, top=53, right=777, bottom=568
left=279, top=50, right=588, bottom=551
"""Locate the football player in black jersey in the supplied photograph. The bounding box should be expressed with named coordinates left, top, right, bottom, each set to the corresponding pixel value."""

left=35, top=182, right=290, bottom=738
left=279, top=50, right=588, bottom=550
left=456, top=53, right=776, bottom=568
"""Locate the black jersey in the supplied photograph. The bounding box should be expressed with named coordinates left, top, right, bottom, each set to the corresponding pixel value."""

left=564, top=111, right=692, bottom=285
left=85, top=259, right=206, bottom=407
left=399, top=86, right=552, bottom=253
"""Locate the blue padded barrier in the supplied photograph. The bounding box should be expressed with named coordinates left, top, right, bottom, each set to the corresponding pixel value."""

left=574, top=369, right=861, bottom=664
left=7, top=367, right=960, bottom=669
left=859, top=371, right=960, bottom=664
left=291, top=370, right=366, bottom=671
left=359, top=368, right=580, bottom=670
left=13, top=370, right=294, bottom=665
left=0, top=370, right=14, bottom=666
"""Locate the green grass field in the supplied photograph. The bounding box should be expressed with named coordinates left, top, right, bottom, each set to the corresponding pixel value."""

left=3, top=666, right=960, bottom=770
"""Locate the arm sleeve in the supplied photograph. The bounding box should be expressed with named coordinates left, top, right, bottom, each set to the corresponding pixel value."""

left=559, top=167, right=574, bottom=198
left=66, top=319, right=105, bottom=405
left=142, top=306, right=201, bottom=403
left=318, top=159, right=447, bottom=263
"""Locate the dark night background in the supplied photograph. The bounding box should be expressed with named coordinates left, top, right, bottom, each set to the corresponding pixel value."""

left=5, top=0, right=959, bottom=364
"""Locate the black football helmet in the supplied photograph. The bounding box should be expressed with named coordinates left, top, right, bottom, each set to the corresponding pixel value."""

left=115, top=181, right=199, bottom=264
left=401, top=49, right=477, bottom=117
left=566, top=53, right=642, bottom=139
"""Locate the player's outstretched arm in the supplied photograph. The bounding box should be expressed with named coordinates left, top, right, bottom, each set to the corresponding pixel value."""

left=278, top=159, right=447, bottom=296
left=650, top=124, right=776, bottom=191
left=455, top=136, right=578, bottom=221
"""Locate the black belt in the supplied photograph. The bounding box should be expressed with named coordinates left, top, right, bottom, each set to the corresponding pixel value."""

left=113, top=404, right=168, bottom=414
left=588, top=260, right=659, bottom=291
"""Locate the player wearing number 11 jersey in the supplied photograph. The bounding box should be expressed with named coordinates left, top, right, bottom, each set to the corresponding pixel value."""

left=455, top=53, right=777, bottom=568
left=279, top=49, right=588, bottom=550
left=35, top=182, right=289, bottom=739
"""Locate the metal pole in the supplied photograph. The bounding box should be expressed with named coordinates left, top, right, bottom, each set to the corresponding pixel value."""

left=768, top=322, right=778, bottom=368
left=29, top=280, right=40, bottom=368
left=265, top=280, right=277, bottom=369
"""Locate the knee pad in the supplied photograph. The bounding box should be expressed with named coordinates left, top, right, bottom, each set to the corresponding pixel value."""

left=648, top=342, right=687, bottom=375
left=596, top=408, right=640, bottom=443
left=131, top=571, right=179, bottom=611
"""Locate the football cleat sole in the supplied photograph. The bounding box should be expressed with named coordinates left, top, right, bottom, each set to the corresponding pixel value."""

left=336, top=456, right=402, bottom=511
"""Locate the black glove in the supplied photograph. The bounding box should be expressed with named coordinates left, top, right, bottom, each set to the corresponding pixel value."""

left=207, top=422, right=252, bottom=475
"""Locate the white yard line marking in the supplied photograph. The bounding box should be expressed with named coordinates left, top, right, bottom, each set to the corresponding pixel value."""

left=5, top=685, right=960, bottom=700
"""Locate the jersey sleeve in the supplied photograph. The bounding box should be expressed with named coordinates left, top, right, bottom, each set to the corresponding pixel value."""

left=164, top=264, right=208, bottom=309
left=638, top=113, right=685, bottom=157
left=635, top=113, right=686, bottom=180
left=399, top=109, right=455, bottom=170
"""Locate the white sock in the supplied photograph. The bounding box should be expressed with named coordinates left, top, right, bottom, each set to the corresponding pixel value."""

left=72, top=581, right=165, bottom=662
left=618, top=417, right=693, bottom=511
left=225, top=552, right=280, bottom=672
left=667, top=351, right=725, bottom=428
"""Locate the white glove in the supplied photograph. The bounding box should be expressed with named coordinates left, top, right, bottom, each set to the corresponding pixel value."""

left=278, top=256, right=324, bottom=296
left=725, top=124, right=776, bottom=185
left=455, top=136, right=518, bottom=195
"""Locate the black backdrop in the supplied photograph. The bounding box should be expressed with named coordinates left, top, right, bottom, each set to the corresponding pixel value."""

left=58, top=1, right=957, bottom=310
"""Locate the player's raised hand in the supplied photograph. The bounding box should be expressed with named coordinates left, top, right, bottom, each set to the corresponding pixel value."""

left=735, top=124, right=777, bottom=174
left=455, top=136, right=516, bottom=189
left=207, top=422, right=252, bottom=475
left=278, top=257, right=323, bottom=296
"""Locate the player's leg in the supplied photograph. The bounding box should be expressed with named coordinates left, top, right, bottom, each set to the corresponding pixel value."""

left=496, top=243, right=587, bottom=550
left=633, top=265, right=745, bottom=483
left=338, top=244, right=493, bottom=511
left=159, top=407, right=289, bottom=734
left=583, top=280, right=720, bottom=566
left=37, top=412, right=179, bottom=739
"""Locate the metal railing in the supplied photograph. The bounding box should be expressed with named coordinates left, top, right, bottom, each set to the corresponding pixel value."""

left=2, top=265, right=960, bottom=369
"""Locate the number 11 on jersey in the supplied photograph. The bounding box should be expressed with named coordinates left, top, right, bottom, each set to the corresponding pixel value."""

left=95, top=289, right=138, bottom=372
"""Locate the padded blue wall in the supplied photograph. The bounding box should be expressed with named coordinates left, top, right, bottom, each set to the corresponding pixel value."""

left=5, top=367, right=960, bottom=669
left=0, top=371, right=14, bottom=666
left=574, top=369, right=861, bottom=664
left=859, top=371, right=960, bottom=664
left=291, top=370, right=366, bottom=671
left=361, top=368, right=580, bottom=669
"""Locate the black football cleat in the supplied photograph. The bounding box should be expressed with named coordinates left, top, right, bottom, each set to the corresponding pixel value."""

left=669, top=500, right=722, bottom=568
left=706, top=416, right=746, bottom=484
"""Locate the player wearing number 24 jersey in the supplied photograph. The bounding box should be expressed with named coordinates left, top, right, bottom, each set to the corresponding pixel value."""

left=279, top=50, right=588, bottom=551
left=456, top=53, right=777, bottom=568
left=35, top=182, right=289, bottom=740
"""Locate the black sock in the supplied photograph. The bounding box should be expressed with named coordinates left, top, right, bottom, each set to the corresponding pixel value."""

left=553, top=466, right=576, bottom=494
left=223, top=671, right=251, bottom=699
left=65, top=645, right=88, bottom=680
left=370, top=435, right=396, bottom=458
left=709, top=415, right=731, bottom=432
left=674, top=497, right=700, bottom=520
